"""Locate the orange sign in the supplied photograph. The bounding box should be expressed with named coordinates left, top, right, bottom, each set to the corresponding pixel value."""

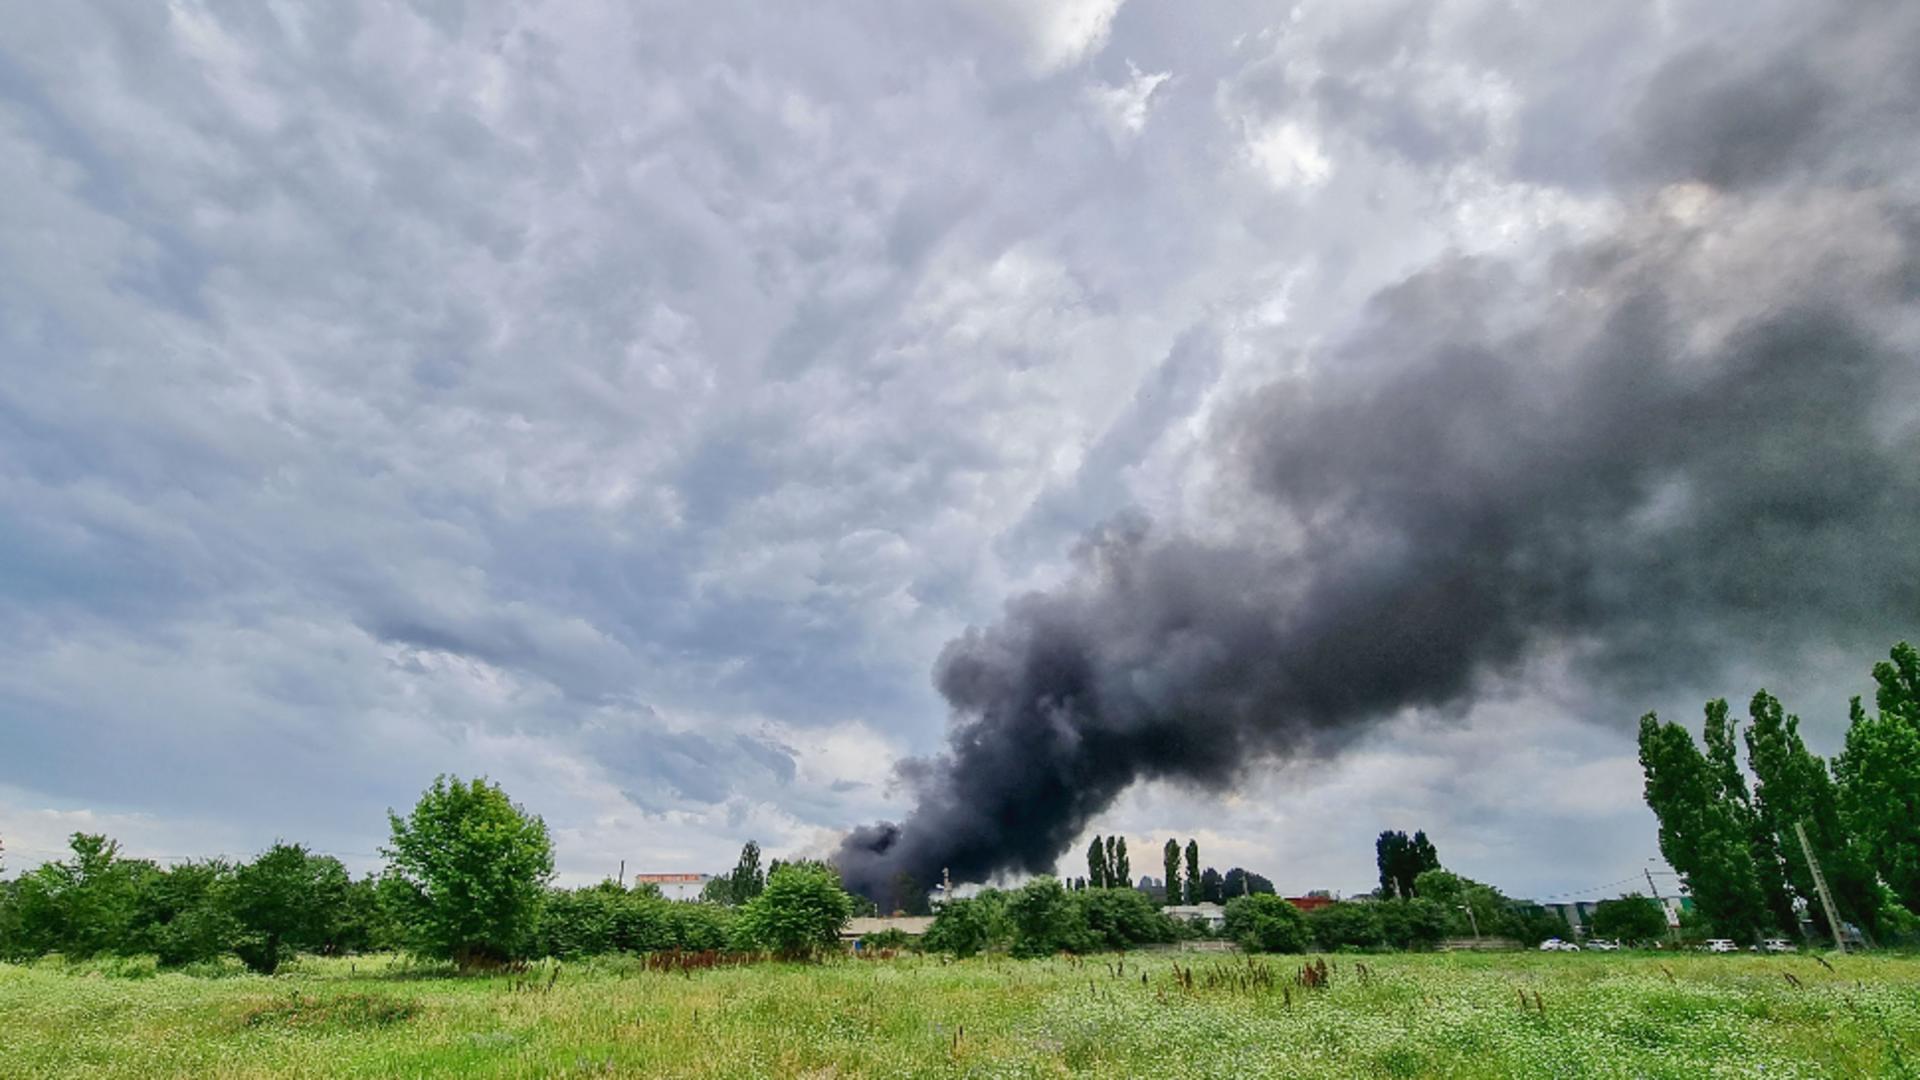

left=631, top=873, right=706, bottom=884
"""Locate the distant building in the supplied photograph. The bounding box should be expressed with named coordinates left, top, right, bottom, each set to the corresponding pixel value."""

left=1285, top=894, right=1335, bottom=913
left=630, top=872, right=711, bottom=901
left=842, top=916, right=936, bottom=949
left=1165, top=902, right=1227, bottom=930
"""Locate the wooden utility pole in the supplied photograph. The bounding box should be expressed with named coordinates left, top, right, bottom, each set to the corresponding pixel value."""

left=1794, top=821, right=1847, bottom=953
left=618, top=859, right=625, bottom=887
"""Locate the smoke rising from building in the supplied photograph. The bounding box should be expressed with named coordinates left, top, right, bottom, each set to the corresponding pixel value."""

left=837, top=3, right=1920, bottom=901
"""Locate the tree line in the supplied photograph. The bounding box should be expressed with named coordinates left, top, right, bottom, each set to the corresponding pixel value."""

left=0, top=776, right=861, bottom=970
left=1637, top=642, right=1920, bottom=946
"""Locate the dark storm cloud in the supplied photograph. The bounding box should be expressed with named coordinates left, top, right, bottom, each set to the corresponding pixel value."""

left=838, top=2, right=1920, bottom=898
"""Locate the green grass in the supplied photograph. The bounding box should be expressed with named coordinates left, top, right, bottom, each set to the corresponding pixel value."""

left=2, top=950, right=1917, bottom=1077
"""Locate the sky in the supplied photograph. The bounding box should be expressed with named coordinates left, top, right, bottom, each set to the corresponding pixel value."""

left=2, top=0, right=1915, bottom=904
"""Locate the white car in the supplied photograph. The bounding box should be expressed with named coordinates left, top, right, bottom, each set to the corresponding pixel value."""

left=1760, top=938, right=1795, bottom=953
left=1585, top=938, right=1620, bottom=951
left=1704, top=939, right=1738, bottom=953
left=1538, top=938, right=1580, bottom=952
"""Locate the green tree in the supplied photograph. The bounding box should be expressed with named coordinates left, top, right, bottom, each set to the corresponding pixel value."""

left=1163, top=839, right=1182, bottom=905
left=1087, top=836, right=1108, bottom=889
left=1637, top=712, right=1772, bottom=943
left=729, top=840, right=766, bottom=906
left=730, top=863, right=853, bottom=959
left=923, top=895, right=1001, bottom=957
left=1200, top=867, right=1223, bottom=904
left=1590, top=894, right=1668, bottom=943
left=1835, top=643, right=1920, bottom=912
left=1223, top=893, right=1310, bottom=953
left=1744, top=691, right=1879, bottom=937
left=1185, top=840, right=1201, bottom=909
left=130, top=859, right=236, bottom=966
left=384, top=775, right=554, bottom=967
left=1221, top=868, right=1275, bottom=897
left=1075, top=886, right=1174, bottom=949
left=1309, top=901, right=1384, bottom=950
left=1376, top=829, right=1441, bottom=898
left=1376, top=897, right=1449, bottom=950
left=1006, top=876, right=1080, bottom=957
left=228, top=843, right=351, bottom=974
left=7, top=834, right=151, bottom=959
left=1112, top=837, right=1131, bottom=888
left=1701, top=698, right=1797, bottom=935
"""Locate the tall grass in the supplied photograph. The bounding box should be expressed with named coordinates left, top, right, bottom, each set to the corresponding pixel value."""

left=1, top=951, right=1915, bottom=1077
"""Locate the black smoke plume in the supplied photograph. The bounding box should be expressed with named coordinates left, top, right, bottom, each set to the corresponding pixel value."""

left=838, top=3, right=1920, bottom=901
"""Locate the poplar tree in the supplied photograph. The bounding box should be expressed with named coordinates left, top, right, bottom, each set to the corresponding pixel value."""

left=1836, top=643, right=1920, bottom=913
left=1185, top=840, right=1201, bottom=908
left=1113, top=838, right=1131, bottom=888
left=1087, top=836, right=1108, bottom=889
left=1163, top=839, right=1182, bottom=905
left=1745, top=691, right=1879, bottom=936
left=1637, top=712, right=1771, bottom=942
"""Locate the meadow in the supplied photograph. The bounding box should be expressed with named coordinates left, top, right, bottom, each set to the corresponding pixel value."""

left=2, top=950, right=1916, bottom=1078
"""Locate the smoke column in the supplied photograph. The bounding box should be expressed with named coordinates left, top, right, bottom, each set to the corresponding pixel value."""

left=838, top=3, right=1920, bottom=900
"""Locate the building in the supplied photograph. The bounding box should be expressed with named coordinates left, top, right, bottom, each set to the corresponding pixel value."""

left=629, top=872, right=712, bottom=901
left=1285, top=894, right=1335, bottom=913
left=1165, top=902, right=1227, bottom=930
left=841, top=916, right=935, bottom=950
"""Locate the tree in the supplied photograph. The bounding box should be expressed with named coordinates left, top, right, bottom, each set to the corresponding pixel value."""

left=129, top=859, right=237, bottom=966
left=729, top=840, right=766, bottom=906
left=1223, top=894, right=1310, bottom=953
left=1200, top=867, right=1223, bottom=904
left=1376, top=830, right=1440, bottom=898
left=1163, top=839, right=1183, bottom=905
left=1375, top=898, right=1449, bottom=950
left=1836, top=643, right=1920, bottom=912
left=384, top=775, right=554, bottom=967
left=1112, top=837, right=1131, bottom=888
left=1591, top=895, right=1668, bottom=943
left=228, top=843, right=351, bottom=974
left=923, top=895, right=1001, bottom=957
left=1309, top=901, right=1384, bottom=950
left=1185, top=840, right=1201, bottom=909
left=7, top=833, right=151, bottom=959
left=1637, top=712, right=1773, bottom=943
left=1087, top=836, right=1109, bottom=890
left=1076, top=886, right=1175, bottom=949
left=1744, top=691, right=1879, bottom=937
left=731, top=863, right=853, bottom=959
left=1700, top=697, right=1797, bottom=936
left=1222, top=868, right=1275, bottom=897
left=1007, top=877, right=1080, bottom=957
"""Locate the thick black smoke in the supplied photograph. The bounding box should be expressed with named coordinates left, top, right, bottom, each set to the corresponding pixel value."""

left=839, top=2, right=1920, bottom=900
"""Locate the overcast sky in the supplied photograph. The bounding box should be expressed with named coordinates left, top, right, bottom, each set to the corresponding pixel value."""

left=3, top=0, right=1914, bottom=904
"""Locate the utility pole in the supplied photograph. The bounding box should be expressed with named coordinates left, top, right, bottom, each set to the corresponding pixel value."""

left=618, top=859, right=625, bottom=888
left=1795, top=820, right=1847, bottom=954
left=1645, top=865, right=1677, bottom=943
left=1459, top=903, right=1481, bottom=941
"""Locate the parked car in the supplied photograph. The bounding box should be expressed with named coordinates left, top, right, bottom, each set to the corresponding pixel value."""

left=1760, top=938, right=1795, bottom=953
left=1585, top=938, right=1620, bottom=951
left=1538, top=938, right=1580, bottom=952
left=1704, top=939, right=1738, bottom=953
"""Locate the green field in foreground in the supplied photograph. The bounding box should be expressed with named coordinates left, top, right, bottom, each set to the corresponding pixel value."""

left=3, top=950, right=1918, bottom=1078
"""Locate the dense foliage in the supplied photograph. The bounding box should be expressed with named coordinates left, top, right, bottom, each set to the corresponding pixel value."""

left=1590, top=895, right=1668, bottom=943
left=730, top=863, right=853, bottom=958
left=1223, top=894, right=1311, bottom=952
left=1638, top=642, right=1920, bottom=945
left=384, top=775, right=555, bottom=966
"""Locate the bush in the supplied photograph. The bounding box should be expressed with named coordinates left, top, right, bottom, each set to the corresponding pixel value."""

left=384, top=776, right=554, bottom=967
left=1375, top=898, right=1448, bottom=950
left=228, top=843, right=352, bottom=974
left=1076, top=887, right=1177, bottom=950
left=1224, top=894, right=1311, bottom=953
left=1309, top=902, right=1385, bottom=951
left=1006, top=877, right=1082, bottom=958
left=729, top=863, right=853, bottom=959
left=922, top=894, right=1006, bottom=957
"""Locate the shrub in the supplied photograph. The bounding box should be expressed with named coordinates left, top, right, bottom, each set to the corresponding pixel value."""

left=1309, top=902, right=1385, bottom=951
left=1006, top=877, right=1081, bottom=958
left=922, top=894, right=1005, bottom=957
left=384, top=776, right=554, bottom=968
left=1076, top=887, right=1177, bottom=950
left=730, top=863, right=853, bottom=959
left=229, top=843, right=352, bottom=974
left=1224, top=894, right=1311, bottom=953
left=1375, top=898, right=1448, bottom=950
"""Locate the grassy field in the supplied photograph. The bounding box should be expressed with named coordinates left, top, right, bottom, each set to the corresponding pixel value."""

left=2, top=950, right=1917, bottom=1078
